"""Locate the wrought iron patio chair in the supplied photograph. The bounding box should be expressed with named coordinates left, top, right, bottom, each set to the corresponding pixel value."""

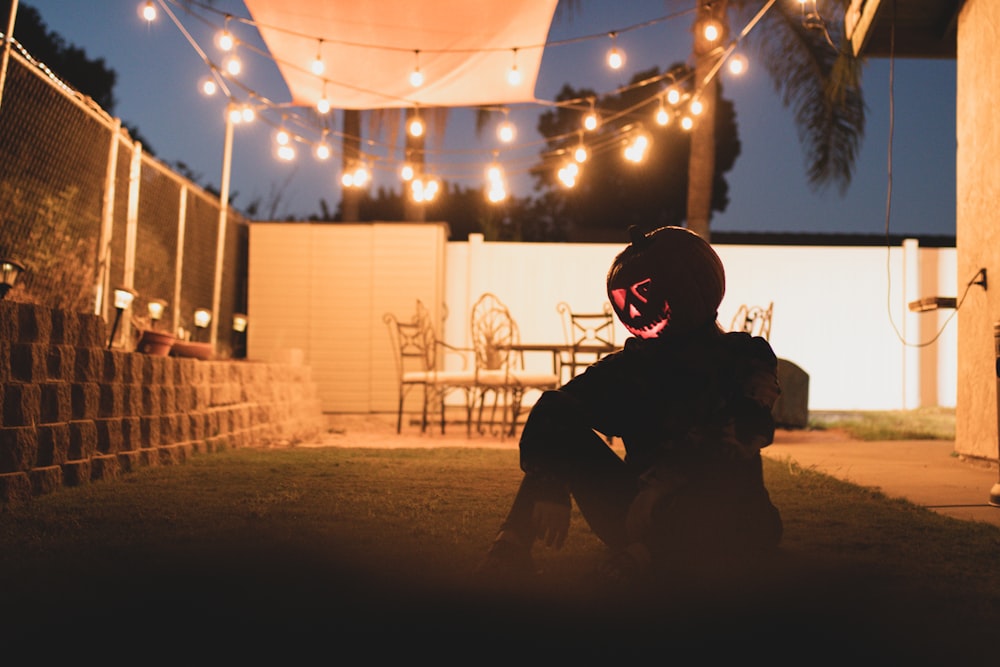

left=470, top=292, right=560, bottom=437
left=383, top=299, right=475, bottom=434
left=556, top=300, right=616, bottom=382
left=729, top=301, right=773, bottom=341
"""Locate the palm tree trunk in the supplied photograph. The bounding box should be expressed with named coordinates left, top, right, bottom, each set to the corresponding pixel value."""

left=686, top=0, right=728, bottom=242
left=341, top=109, right=361, bottom=222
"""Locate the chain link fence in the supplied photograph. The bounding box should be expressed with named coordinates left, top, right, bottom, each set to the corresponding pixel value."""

left=0, top=39, right=247, bottom=358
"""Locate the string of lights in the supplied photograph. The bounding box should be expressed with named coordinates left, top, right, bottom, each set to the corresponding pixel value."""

left=132, top=1, right=819, bottom=205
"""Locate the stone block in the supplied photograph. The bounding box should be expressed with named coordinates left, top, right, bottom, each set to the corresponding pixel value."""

left=74, top=347, right=103, bottom=383
left=142, top=355, right=166, bottom=385
left=160, top=386, right=176, bottom=414
left=0, top=471, right=31, bottom=505
left=68, top=420, right=98, bottom=459
left=121, top=416, right=141, bottom=451
left=123, top=353, right=143, bottom=385
left=122, top=384, right=142, bottom=417
left=30, top=465, right=62, bottom=496
left=139, top=448, right=160, bottom=467
left=46, top=345, right=75, bottom=382
left=174, top=385, right=195, bottom=412
left=3, top=382, right=41, bottom=427
left=39, top=382, right=72, bottom=424
left=140, top=415, right=160, bottom=448
left=62, top=460, right=92, bottom=487
left=76, top=313, right=107, bottom=349
left=158, top=443, right=190, bottom=465
left=0, top=340, right=9, bottom=382
left=50, top=309, right=79, bottom=346
left=102, top=350, right=126, bottom=383
left=188, top=411, right=206, bottom=442
left=0, top=301, right=16, bottom=342
left=90, top=454, right=121, bottom=482
left=95, top=418, right=124, bottom=454
left=71, top=382, right=100, bottom=420
left=0, top=426, right=38, bottom=473
left=140, top=385, right=160, bottom=416
left=98, top=383, right=123, bottom=418
left=15, top=303, right=51, bottom=344
left=11, top=342, right=46, bottom=382
left=773, top=358, right=810, bottom=429
left=36, top=422, right=70, bottom=466
left=116, top=450, right=143, bottom=473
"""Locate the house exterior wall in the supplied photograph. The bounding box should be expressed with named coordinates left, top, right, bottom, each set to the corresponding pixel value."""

left=956, top=0, right=1000, bottom=461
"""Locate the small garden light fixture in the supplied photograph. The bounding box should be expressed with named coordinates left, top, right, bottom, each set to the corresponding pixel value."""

left=108, top=286, right=137, bottom=349
left=147, top=299, right=167, bottom=329
left=193, top=308, right=212, bottom=341
left=0, top=258, right=25, bottom=300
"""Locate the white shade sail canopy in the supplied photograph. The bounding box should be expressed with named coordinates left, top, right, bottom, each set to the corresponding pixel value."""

left=243, top=0, right=560, bottom=110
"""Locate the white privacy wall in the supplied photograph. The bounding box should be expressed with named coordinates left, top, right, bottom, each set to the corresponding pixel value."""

left=444, top=235, right=957, bottom=412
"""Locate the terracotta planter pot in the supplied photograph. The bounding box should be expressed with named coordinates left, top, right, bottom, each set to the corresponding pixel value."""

left=136, top=329, right=175, bottom=356
left=170, top=340, right=213, bottom=360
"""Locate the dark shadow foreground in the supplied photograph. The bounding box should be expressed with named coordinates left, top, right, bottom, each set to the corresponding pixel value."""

left=2, top=541, right=991, bottom=664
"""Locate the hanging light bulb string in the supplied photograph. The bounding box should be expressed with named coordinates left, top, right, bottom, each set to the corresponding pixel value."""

left=133, top=0, right=805, bottom=196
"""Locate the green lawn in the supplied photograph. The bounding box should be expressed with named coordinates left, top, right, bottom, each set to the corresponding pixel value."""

left=1, top=440, right=997, bottom=662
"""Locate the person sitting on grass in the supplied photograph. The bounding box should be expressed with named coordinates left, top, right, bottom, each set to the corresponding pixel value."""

left=479, top=225, right=783, bottom=582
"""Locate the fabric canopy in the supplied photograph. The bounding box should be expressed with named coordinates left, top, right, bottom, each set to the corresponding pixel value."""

left=243, top=0, right=559, bottom=110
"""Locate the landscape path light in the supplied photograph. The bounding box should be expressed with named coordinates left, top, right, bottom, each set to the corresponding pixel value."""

left=108, top=287, right=137, bottom=349
left=147, top=299, right=167, bottom=329
left=193, top=308, right=212, bottom=341
left=0, top=258, right=25, bottom=299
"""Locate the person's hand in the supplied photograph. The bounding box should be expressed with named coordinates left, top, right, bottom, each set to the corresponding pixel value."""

left=532, top=500, right=571, bottom=549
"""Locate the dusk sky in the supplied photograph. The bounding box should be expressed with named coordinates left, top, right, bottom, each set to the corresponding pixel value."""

left=19, top=0, right=957, bottom=237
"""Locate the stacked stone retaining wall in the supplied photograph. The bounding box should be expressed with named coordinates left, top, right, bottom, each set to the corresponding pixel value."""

left=0, top=301, right=326, bottom=507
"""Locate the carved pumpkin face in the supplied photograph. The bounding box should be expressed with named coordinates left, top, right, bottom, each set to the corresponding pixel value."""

left=607, top=225, right=725, bottom=339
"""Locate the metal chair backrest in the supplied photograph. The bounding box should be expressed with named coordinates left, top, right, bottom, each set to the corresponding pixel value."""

left=384, top=300, right=436, bottom=378
left=730, top=301, right=773, bottom=341
left=557, top=301, right=615, bottom=348
left=470, top=292, right=516, bottom=372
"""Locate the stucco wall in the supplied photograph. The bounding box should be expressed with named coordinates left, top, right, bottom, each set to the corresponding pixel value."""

left=956, top=0, right=1000, bottom=460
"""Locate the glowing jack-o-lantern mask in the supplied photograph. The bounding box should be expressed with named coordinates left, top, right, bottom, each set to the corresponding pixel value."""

left=607, top=225, right=725, bottom=339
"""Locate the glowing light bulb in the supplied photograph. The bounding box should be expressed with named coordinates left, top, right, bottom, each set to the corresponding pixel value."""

left=140, top=1, right=156, bottom=22
left=409, top=67, right=424, bottom=87
left=275, top=128, right=290, bottom=146
left=558, top=161, right=579, bottom=188
left=583, top=111, right=599, bottom=132
left=666, top=87, right=681, bottom=105
left=311, top=56, right=325, bottom=76
left=217, top=30, right=234, bottom=52
left=624, top=134, right=649, bottom=163
left=728, top=53, right=748, bottom=76
left=507, top=64, right=521, bottom=86
left=200, top=78, right=217, bottom=96
left=241, top=105, right=254, bottom=122
left=681, top=116, right=694, bottom=131
left=400, top=163, right=415, bottom=181
left=703, top=20, right=721, bottom=42
left=353, top=165, right=370, bottom=187
left=574, top=145, right=588, bottom=163
left=277, top=145, right=296, bottom=161
left=228, top=106, right=243, bottom=124
left=655, top=104, right=670, bottom=126
left=408, top=116, right=424, bottom=137
left=316, top=96, right=331, bottom=114
left=224, top=55, right=241, bottom=76
left=690, top=99, right=704, bottom=116
left=315, top=143, right=331, bottom=160
left=341, top=172, right=354, bottom=187
left=607, top=47, right=624, bottom=70
left=497, top=120, right=515, bottom=143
